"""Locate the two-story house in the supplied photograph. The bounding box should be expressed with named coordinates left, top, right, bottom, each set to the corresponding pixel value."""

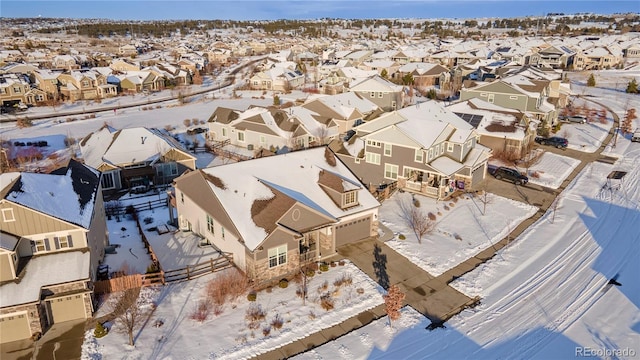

left=51, top=55, right=80, bottom=70
left=57, top=70, right=110, bottom=101
left=395, top=62, right=451, bottom=90
left=449, top=98, right=537, bottom=160
left=332, top=101, right=491, bottom=199
left=0, top=73, right=30, bottom=107
left=207, top=105, right=339, bottom=153
left=79, top=126, right=197, bottom=194
left=172, top=147, right=380, bottom=285
left=347, top=75, right=405, bottom=112
left=460, top=74, right=557, bottom=128
left=0, top=160, right=107, bottom=343
left=530, top=45, right=575, bottom=69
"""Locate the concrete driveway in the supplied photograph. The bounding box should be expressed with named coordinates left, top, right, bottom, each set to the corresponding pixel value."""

left=1, top=319, right=85, bottom=360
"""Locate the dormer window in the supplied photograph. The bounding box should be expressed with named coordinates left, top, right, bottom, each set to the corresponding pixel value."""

left=343, top=190, right=358, bottom=207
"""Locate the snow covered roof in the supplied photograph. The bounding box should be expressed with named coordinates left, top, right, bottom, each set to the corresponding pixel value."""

left=0, top=250, right=90, bottom=307
left=80, top=126, right=193, bottom=168
left=430, top=155, right=464, bottom=176
left=349, top=75, right=403, bottom=92
left=198, top=147, right=379, bottom=251
left=4, top=160, right=100, bottom=229
left=448, top=98, right=528, bottom=141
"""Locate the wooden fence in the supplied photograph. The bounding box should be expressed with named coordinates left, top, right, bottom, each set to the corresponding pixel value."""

left=93, top=209, right=234, bottom=294
left=370, top=181, right=398, bottom=203
left=93, top=272, right=165, bottom=294
left=163, top=256, right=234, bottom=283
left=106, top=198, right=168, bottom=217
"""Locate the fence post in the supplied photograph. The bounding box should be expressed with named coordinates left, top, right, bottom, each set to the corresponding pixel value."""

left=149, top=201, right=152, bottom=211
left=210, top=258, right=214, bottom=272
left=186, top=265, right=190, bottom=280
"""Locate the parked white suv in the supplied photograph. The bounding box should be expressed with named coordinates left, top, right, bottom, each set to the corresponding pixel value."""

left=560, top=115, right=587, bottom=124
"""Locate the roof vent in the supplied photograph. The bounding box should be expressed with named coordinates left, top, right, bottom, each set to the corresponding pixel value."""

left=141, top=136, right=147, bottom=144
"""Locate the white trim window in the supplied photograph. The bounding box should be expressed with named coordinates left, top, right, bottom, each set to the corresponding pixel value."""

left=268, top=244, right=287, bottom=268
left=415, top=149, right=423, bottom=163
left=343, top=191, right=358, bottom=207
left=237, top=131, right=245, bottom=142
left=1, top=208, right=15, bottom=222
left=365, top=152, right=380, bottom=165
left=366, top=140, right=381, bottom=147
left=222, top=128, right=227, bottom=137
left=33, top=238, right=50, bottom=253
left=384, top=143, right=392, bottom=156
left=384, top=164, right=399, bottom=180
left=207, top=214, right=215, bottom=234
left=447, top=143, right=454, bottom=152
left=260, top=135, right=266, bottom=144
left=54, top=235, right=73, bottom=249
left=428, top=148, right=433, bottom=160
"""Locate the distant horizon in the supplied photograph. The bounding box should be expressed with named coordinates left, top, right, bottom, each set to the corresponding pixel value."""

left=2, top=1, right=639, bottom=21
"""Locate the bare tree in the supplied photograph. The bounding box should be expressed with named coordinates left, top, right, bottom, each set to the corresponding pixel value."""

left=111, top=287, right=145, bottom=346
left=397, top=197, right=435, bottom=244
left=412, top=205, right=435, bottom=244
left=622, top=107, right=637, bottom=135
left=550, top=196, right=562, bottom=224
left=384, top=284, right=405, bottom=330
left=477, top=189, right=493, bottom=216
left=314, top=124, right=330, bottom=146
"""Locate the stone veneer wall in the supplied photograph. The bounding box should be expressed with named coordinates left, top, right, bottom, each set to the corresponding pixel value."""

left=247, top=249, right=301, bottom=285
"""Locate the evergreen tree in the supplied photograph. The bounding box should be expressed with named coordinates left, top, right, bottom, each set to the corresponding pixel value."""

left=626, top=78, right=638, bottom=94
left=94, top=322, right=108, bottom=338
left=587, top=73, right=596, bottom=87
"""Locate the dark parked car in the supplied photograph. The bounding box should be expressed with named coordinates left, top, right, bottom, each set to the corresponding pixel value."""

left=535, top=136, right=568, bottom=148
left=491, top=166, right=529, bottom=185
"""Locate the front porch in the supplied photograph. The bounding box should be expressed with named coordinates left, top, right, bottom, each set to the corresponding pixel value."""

left=398, top=168, right=469, bottom=200
left=399, top=168, right=449, bottom=199
left=299, top=226, right=334, bottom=264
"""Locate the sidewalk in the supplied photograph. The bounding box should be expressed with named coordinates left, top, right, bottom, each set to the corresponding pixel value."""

left=254, top=100, right=622, bottom=359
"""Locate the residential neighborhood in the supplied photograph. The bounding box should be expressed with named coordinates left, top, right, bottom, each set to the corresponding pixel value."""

left=0, top=7, right=639, bottom=360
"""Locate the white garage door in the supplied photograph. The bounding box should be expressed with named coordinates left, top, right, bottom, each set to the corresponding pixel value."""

left=48, top=294, right=87, bottom=324
left=0, top=312, right=31, bottom=343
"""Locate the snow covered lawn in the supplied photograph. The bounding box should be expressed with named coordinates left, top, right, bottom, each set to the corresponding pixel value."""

left=490, top=149, right=581, bottom=189
left=104, top=215, right=153, bottom=275
left=82, top=262, right=384, bottom=360
left=292, top=148, right=640, bottom=359
left=520, top=151, right=581, bottom=189
left=293, top=306, right=430, bottom=360
left=380, top=191, right=537, bottom=277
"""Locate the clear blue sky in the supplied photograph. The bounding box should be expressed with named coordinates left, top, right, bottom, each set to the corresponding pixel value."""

left=2, top=1, right=638, bottom=21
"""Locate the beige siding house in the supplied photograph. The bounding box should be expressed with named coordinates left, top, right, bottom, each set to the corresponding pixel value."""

left=0, top=160, right=107, bottom=343
left=80, top=126, right=197, bottom=194
left=0, top=73, right=30, bottom=106
left=173, top=147, right=380, bottom=285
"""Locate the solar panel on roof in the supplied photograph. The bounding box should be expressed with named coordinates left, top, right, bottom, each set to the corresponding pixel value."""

left=454, top=112, right=483, bottom=128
